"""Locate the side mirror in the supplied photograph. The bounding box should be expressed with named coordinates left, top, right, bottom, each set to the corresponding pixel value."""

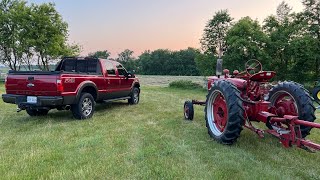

left=216, top=59, right=223, bottom=76
left=125, top=71, right=135, bottom=78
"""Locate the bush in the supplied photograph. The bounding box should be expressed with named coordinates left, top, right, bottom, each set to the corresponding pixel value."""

left=169, top=80, right=204, bottom=90
left=303, top=81, right=316, bottom=93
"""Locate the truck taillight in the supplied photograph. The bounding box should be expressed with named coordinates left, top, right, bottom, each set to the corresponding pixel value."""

left=57, top=79, right=64, bottom=92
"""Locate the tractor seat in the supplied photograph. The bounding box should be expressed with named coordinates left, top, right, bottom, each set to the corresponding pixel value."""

left=250, top=71, right=276, bottom=82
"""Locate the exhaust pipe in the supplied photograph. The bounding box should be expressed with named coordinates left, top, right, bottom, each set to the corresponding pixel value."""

left=57, top=105, right=71, bottom=111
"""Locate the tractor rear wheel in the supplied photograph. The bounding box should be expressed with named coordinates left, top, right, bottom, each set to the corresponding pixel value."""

left=312, top=86, right=320, bottom=102
left=267, top=81, right=316, bottom=138
left=205, top=80, right=244, bottom=145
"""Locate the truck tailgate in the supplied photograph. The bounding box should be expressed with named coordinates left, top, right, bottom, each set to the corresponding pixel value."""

left=6, top=72, right=60, bottom=96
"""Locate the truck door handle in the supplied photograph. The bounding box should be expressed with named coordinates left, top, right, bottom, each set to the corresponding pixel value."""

left=27, top=83, right=35, bottom=87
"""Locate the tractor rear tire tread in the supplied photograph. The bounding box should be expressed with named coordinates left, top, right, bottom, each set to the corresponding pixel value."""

left=205, top=80, right=244, bottom=145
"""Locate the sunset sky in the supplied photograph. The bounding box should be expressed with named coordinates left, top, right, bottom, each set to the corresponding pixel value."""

left=28, top=0, right=304, bottom=57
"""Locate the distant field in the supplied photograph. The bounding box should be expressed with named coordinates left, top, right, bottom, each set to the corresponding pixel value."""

left=137, top=75, right=206, bottom=87
left=0, top=67, right=9, bottom=82
left=0, top=67, right=10, bottom=72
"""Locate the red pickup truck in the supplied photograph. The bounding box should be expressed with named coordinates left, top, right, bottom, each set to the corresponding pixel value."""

left=2, top=57, right=140, bottom=119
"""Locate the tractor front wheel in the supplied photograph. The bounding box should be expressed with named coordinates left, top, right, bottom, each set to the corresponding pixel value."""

left=205, top=80, right=244, bottom=145
left=267, top=81, right=316, bottom=138
left=184, top=101, right=194, bottom=120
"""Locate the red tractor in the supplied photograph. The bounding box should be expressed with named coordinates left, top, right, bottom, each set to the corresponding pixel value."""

left=184, top=59, right=320, bottom=151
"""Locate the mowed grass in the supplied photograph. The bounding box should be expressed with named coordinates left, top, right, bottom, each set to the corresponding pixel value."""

left=0, top=81, right=320, bottom=179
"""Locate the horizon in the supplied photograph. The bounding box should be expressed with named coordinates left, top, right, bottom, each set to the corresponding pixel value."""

left=24, top=0, right=304, bottom=58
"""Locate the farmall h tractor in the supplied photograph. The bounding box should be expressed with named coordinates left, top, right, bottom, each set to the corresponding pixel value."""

left=184, top=59, right=320, bottom=151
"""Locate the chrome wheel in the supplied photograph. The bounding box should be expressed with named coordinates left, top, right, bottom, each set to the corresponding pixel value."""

left=82, top=97, right=93, bottom=117
left=133, top=89, right=139, bottom=103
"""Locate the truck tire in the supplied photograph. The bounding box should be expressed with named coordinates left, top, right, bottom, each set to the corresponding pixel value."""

left=267, top=81, right=316, bottom=138
left=26, top=109, right=49, bottom=116
left=184, top=101, right=194, bottom=120
left=128, top=87, right=140, bottom=105
left=312, top=86, right=320, bottom=102
left=71, top=93, right=96, bottom=120
left=205, top=80, right=244, bottom=145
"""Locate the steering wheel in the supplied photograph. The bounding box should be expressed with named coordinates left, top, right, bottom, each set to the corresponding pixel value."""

left=245, top=59, right=262, bottom=75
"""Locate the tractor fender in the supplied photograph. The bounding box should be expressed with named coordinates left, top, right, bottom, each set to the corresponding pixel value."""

left=207, top=76, right=246, bottom=91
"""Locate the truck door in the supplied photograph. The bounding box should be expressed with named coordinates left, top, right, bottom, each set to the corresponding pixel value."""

left=103, top=60, right=120, bottom=99
left=116, top=63, right=133, bottom=96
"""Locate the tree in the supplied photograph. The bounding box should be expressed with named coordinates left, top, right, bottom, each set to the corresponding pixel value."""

left=30, top=2, right=73, bottom=70
left=117, top=49, right=134, bottom=62
left=195, top=53, right=216, bottom=76
left=116, top=49, right=137, bottom=71
left=200, top=10, right=233, bottom=56
left=287, top=35, right=317, bottom=82
left=0, top=0, right=29, bottom=71
left=0, top=0, right=80, bottom=71
left=135, top=48, right=199, bottom=75
left=136, top=50, right=151, bottom=74
left=88, top=50, right=110, bottom=59
left=172, top=48, right=200, bottom=76
left=276, top=1, right=292, bottom=22
left=224, top=17, right=270, bottom=71
left=138, top=49, right=171, bottom=75
left=302, top=0, right=320, bottom=39
left=263, top=1, right=296, bottom=80
left=301, top=0, right=320, bottom=77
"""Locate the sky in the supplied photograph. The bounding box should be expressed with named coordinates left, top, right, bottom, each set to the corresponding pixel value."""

left=27, top=0, right=304, bottom=58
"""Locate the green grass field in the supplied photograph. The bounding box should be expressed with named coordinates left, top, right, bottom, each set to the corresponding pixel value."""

left=1, top=80, right=320, bottom=179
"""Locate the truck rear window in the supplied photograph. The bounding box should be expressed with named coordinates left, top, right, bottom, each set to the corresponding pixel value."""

left=60, top=59, right=101, bottom=74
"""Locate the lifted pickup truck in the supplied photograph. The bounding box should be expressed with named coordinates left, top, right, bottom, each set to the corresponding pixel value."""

left=2, top=57, right=140, bottom=119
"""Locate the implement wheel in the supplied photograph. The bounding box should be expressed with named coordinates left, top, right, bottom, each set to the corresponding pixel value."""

left=205, top=80, right=244, bottom=145
left=184, top=101, right=194, bottom=120
left=267, top=81, right=316, bottom=138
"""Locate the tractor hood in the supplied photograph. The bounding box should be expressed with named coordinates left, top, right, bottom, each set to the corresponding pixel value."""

left=207, top=76, right=246, bottom=91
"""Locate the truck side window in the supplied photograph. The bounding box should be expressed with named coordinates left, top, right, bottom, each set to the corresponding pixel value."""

left=87, top=60, right=98, bottom=73
left=77, top=60, right=87, bottom=73
left=117, top=64, right=127, bottom=76
left=62, top=60, right=76, bottom=72
left=106, top=62, right=116, bottom=76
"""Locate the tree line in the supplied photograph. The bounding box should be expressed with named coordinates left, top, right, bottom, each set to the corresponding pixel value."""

left=88, top=48, right=200, bottom=76
left=0, top=0, right=79, bottom=71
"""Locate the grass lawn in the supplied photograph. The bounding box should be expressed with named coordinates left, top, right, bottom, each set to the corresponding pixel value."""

left=0, top=81, right=320, bottom=179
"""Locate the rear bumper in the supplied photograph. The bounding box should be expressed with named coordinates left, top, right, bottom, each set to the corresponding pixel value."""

left=2, top=94, right=74, bottom=109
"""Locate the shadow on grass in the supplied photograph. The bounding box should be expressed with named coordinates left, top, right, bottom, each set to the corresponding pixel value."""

left=13, top=100, right=130, bottom=124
